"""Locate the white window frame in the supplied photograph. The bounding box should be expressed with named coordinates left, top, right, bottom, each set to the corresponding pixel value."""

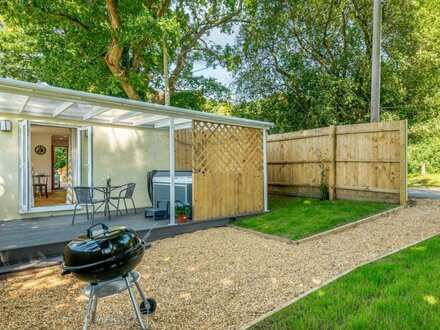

left=18, top=121, right=93, bottom=214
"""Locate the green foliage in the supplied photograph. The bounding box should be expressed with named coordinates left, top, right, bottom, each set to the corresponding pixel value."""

left=408, top=118, right=440, bottom=174
left=234, top=196, right=395, bottom=241
left=409, top=173, right=440, bottom=188
left=1, top=0, right=440, bottom=172
left=319, top=171, right=330, bottom=201
left=175, top=202, right=190, bottom=216
left=231, top=0, right=440, bottom=171
left=0, top=0, right=239, bottom=102
left=54, top=147, right=67, bottom=170
left=318, top=153, right=329, bottom=201
left=252, top=235, right=440, bottom=329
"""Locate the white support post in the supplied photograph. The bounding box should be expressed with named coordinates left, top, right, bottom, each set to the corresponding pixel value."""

left=169, top=117, right=176, bottom=225
left=263, top=129, right=268, bottom=212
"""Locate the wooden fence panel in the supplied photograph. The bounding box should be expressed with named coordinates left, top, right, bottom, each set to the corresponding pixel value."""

left=192, top=120, right=264, bottom=220
left=174, top=129, right=192, bottom=170
left=267, top=120, right=407, bottom=204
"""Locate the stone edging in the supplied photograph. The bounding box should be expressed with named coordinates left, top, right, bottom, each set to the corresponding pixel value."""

left=240, top=221, right=439, bottom=329
left=229, top=205, right=404, bottom=246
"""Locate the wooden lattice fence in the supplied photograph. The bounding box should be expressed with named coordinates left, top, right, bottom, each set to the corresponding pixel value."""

left=192, top=120, right=264, bottom=220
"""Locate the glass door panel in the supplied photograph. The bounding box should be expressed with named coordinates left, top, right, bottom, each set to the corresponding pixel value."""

left=77, top=127, right=92, bottom=186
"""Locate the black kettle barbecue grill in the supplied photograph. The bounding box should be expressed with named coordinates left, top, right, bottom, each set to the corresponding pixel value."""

left=62, top=223, right=156, bottom=330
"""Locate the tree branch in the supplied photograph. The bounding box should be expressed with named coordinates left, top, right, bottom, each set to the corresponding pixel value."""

left=151, top=0, right=243, bottom=103
left=25, top=4, right=92, bottom=31
left=54, top=13, right=91, bottom=30
left=169, top=1, right=243, bottom=91
left=156, top=0, right=171, bottom=18
left=197, top=39, right=223, bottom=62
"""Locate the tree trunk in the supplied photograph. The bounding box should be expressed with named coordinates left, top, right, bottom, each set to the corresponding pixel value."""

left=104, top=0, right=141, bottom=100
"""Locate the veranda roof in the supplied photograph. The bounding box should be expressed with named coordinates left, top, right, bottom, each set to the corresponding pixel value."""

left=0, top=78, right=273, bottom=130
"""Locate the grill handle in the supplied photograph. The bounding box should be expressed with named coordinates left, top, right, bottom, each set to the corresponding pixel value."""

left=87, top=223, right=109, bottom=239
left=141, top=223, right=157, bottom=244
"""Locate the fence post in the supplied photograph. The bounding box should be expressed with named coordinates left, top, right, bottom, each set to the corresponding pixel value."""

left=399, top=120, right=408, bottom=205
left=329, top=125, right=337, bottom=201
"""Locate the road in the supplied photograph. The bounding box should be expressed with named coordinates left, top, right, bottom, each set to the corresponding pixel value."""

left=408, top=188, right=440, bottom=199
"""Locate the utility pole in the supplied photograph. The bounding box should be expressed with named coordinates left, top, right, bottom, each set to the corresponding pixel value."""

left=163, top=36, right=170, bottom=106
left=164, top=34, right=175, bottom=225
left=370, top=0, right=382, bottom=122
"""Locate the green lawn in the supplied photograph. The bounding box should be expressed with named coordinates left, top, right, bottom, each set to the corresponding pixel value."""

left=233, top=196, right=396, bottom=241
left=251, top=235, right=440, bottom=330
left=409, top=173, right=440, bottom=189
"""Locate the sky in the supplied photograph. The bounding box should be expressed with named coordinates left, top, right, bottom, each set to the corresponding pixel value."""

left=192, top=27, right=237, bottom=86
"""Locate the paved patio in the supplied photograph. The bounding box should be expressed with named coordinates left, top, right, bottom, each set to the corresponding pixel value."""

left=0, top=210, right=166, bottom=251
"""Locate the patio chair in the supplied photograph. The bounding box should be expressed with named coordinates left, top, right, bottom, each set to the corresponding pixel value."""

left=111, top=183, right=137, bottom=215
left=33, top=175, right=48, bottom=198
left=72, top=187, right=105, bottom=225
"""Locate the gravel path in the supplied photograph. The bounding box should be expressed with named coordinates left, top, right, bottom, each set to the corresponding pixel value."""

left=2, top=200, right=440, bottom=330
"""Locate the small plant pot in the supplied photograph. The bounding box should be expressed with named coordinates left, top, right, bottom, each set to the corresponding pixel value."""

left=176, top=213, right=187, bottom=224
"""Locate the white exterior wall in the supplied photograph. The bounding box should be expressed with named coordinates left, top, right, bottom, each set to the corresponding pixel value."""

left=0, top=114, right=169, bottom=220
left=92, top=125, right=169, bottom=210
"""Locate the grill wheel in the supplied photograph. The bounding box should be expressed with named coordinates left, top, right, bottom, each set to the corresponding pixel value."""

left=140, top=298, right=157, bottom=315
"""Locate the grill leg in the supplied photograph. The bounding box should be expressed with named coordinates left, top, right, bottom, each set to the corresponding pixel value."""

left=131, top=271, right=148, bottom=306
left=83, top=284, right=96, bottom=330
left=124, top=277, right=147, bottom=330
left=91, top=293, right=98, bottom=324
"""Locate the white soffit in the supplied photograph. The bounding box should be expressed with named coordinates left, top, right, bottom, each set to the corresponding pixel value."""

left=0, top=78, right=274, bottom=129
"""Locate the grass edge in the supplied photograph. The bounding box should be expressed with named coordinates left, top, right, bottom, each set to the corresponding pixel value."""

left=230, top=205, right=404, bottom=246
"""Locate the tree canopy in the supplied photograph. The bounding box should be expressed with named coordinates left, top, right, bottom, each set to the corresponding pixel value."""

left=230, top=0, right=440, bottom=130
left=1, top=0, right=440, bottom=172
left=0, top=0, right=241, bottom=105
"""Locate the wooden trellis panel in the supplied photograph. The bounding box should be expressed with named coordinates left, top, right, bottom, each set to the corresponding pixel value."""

left=192, top=120, right=264, bottom=220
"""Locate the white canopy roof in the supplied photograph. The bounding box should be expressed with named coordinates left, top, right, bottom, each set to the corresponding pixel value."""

left=0, top=78, right=273, bottom=130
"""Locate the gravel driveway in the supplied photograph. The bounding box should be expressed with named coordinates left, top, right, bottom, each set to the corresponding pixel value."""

left=2, top=200, right=440, bottom=330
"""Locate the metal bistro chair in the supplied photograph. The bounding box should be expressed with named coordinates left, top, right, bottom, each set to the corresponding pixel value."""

left=72, top=187, right=105, bottom=225
left=111, top=183, right=137, bottom=215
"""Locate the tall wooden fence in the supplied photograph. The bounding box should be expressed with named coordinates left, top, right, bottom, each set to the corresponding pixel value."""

left=174, top=129, right=192, bottom=170
left=267, top=120, right=407, bottom=204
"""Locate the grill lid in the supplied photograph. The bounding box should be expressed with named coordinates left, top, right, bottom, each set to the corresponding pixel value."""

left=63, top=223, right=141, bottom=269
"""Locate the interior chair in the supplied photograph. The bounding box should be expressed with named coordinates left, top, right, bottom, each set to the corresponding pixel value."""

left=111, top=183, right=137, bottom=215
left=33, top=175, right=48, bottom=198
left=72, top=187, right=105, bottom=225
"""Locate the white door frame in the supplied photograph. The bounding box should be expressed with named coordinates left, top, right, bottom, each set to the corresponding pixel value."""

left=77, top=126, right=93, bottom=187
left=19, top=120, right=30, bottom=213
left=18, top=121, right=93, bottom=213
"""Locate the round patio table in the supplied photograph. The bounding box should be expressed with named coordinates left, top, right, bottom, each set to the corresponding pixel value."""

left=93, top=185, right=122, bottom=220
